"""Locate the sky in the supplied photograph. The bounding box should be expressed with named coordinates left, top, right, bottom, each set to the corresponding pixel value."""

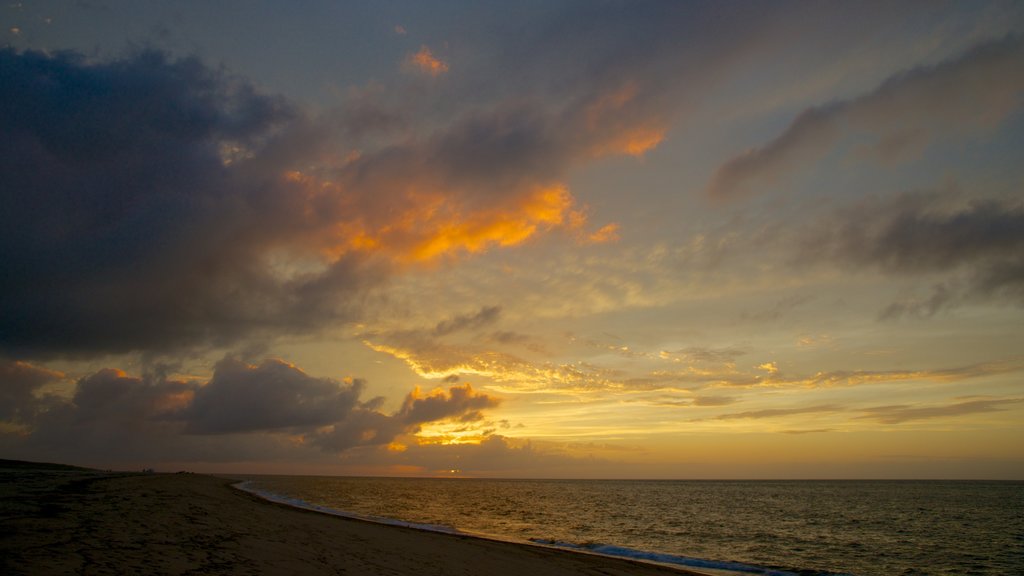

left=2, top=1, right=1023, bottom=479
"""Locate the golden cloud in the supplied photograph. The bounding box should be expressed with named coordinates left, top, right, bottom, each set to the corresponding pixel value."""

left=406, top=45, right=450, bottom=76
left=283, top=172, right=592, bottom=265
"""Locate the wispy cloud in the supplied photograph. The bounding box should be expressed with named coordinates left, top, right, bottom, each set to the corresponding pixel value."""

left=857, top=398, right=1024, bottom=424
left=625, top=359, right=1024, bottom=393
left=707, top=35, right=1024, bottom=202
left=432, top=305, right=502, bottom=337
left=710, top=404, right=841, bottom=421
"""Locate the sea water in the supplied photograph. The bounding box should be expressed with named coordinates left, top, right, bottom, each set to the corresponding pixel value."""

left=237, top=477, right=1024, bottom=576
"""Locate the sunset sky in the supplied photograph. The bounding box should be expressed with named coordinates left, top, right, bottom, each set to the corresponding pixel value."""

left=2, top=1, right=1023, bottom=479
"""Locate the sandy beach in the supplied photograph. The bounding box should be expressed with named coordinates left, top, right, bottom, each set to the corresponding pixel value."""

left=1, top=463, right=703, bottom=576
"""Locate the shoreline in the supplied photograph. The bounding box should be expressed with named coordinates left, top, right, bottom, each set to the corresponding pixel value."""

left=1, top=466, right=708, bottom=575
left=233, top=479, right=794, bottom=576
left=230, top=479, right=740, bottom=576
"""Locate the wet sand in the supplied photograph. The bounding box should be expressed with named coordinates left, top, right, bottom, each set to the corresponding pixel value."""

left=1, top=464, right=705, bottom=575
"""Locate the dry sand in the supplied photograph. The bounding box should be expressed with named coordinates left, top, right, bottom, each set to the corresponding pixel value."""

left=1, top=464, right=705, bottom=575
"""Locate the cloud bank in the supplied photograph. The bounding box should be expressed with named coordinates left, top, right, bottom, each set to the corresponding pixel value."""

left=0, top=40, right=682, bottom=470
left=1, top=357, right=499, bottom=465
left=0, top=48, right=367, bottom=356
left=0, top=42, right=675, bottom=359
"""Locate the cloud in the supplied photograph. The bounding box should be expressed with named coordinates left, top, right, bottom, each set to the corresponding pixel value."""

left=67, top=368, right=194, bottom=429
left=741, top=294, right=816, bottom=322
left=405, top=45, right=449, bottom=76
left=364, top=337, right=618, bottom=393
left=767, top=361, right=1024, bottom=389
left=333, top=434, right=615, bottom=477
left=0, top=47, right=637, bottom=358
left=2, top=6, right=761, bottom=361
left=673, top=346, right=749, bottom=365
left=879, top=282, right=961, bottom=320
left=704, top=397, right=1024, bottom=426
left=1, top=356, right=501, bottom=464
left=360, top=308, right=617, bottom=391
left=822, top=200, right=1024, bottom=273
left=691, top=395, right=737, bottom=407
left=433, top=305, right=501, bottom=336
left=632, top=359, right=1024, bottom=392
left=0, top=360, right=64, bottom=422
left=708, top=104, right=843, bottom=201
left=0, top=48, right=377, bottom=357
left=185, top=358, right=366, bottom=434
left=707, top=35, right=1024, bottom=201
left=857, top=398, right=1024, bottom=424
left=398, top=383, right=499, bottom=425
left=801, top=194, right=1024, bottom=313
left=710, top=404, right=841, bottom=421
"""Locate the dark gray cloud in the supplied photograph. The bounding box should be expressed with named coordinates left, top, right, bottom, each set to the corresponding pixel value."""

left=185, top=358, right=367, bottom=434
left=802, top=195, right=1024, bottom=314
left=305, top=407, right=407, bottom=453
left=13, top=368, right=212, bottom=465
left=433, top=306, right=501, bottom=337
left=0, top=356, right=500, bottom=464
left=398, top=383, right=500, bottom=425
left=0, top=360, right=64, bottom=422
left=825, top=200, right=1024, bottom=273
left=879, top=282, right=961, bottom=320
left=307, top=382, right=501, bottom=452
left=707, top=35, right=1024, bottom=201
left=0, top=48, right=379, bottom=358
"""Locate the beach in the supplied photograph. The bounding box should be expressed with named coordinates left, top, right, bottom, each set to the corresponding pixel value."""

left=0, top=464, right=703, bottom=576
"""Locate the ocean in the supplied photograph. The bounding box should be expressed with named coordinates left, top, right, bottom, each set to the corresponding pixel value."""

left=236, top=477, right=1024, bottom=576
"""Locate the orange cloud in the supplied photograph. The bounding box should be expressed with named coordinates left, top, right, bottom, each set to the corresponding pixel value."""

left=581, top=83, right=667, bottom=157
left=406, top=45, right=449, bottom=76
left=408, top=185, right=572, bottom=261
left=584, top=222, right=620, bottom=244
left=568, top=210, right=619, bottom=245
left=285, top=171, right=582, bottom=264
left=618, top=127, right=665, bottom=156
